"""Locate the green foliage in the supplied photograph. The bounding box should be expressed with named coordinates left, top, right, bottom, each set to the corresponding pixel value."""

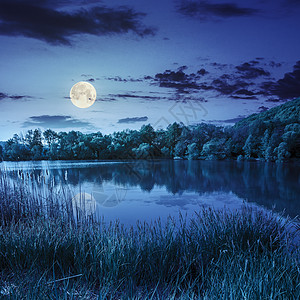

left=234, top=98, right=300, bottom=128
left=161, top=146, right=171, bottom=158
left=243, top=134, right=257, bottom=159
left=164, top=122, right=184, bottom=157
left=2, top=99, right=299, bottom=162
left=201, top=138, right=227, bottom=160
left=187, top=142, right=200, bottom=160
left=275, top=142, right=291, bottom=162
left=133, top=143, right=154, bottom=159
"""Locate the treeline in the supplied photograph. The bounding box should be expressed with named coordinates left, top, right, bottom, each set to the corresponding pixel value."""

left=1, top=99, right=299, bottom=162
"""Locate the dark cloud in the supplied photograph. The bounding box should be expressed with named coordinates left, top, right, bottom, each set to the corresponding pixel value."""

left=155, top=70, right=186, bottom=82
left=271, top=61, right=300, bottom=99
left=0, top=1, right=155, bottom=45
left=177, top=1, right=259, bottom=21
left=178, top=65, right=188, bottom=71
left=269, top=61, right=282, bottom=68
left=153, top=68, right=205, bottom=91
left=209, top=62, right=228, bottom=70
left=105, top=76, right=143, bottom=82
left=266, top=98, right=282, bottom=103
left=150, top=65, right=255, bottom=97
left=96, top=97, right=117, bottom=102
left=235, top=62, right=270, bottom=79
left=0, top=92, right=32, bottom=101
left=23, top=115, right=93, bottom=128
left=230, top=95, right=258, bottom=100
left=260, top=81, right=275, bottom=96
left=0, top=93, right=8, bottom=100
left=211, top=76, right=250, bottom=95
left=118, top=116, right=148, bottom=124
left=144, top=75, right=154, bottom=80
left=210, top=61, right=272, bottom=97
left=108, top=93, right=164, bottom=100
left=146, top=59, right=297, bottom=101
left=249, top=60, right=260, bottom=65
left=197, top=68, right=209, bottom=76
left=234, top=89, right=256, bottom=96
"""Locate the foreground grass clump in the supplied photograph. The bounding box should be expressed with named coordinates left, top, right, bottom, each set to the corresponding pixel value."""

left=0, top=171, right=299, bottom=299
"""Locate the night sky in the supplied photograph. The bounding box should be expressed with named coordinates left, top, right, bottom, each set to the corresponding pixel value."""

left=0, top=0, right=300, bottom=140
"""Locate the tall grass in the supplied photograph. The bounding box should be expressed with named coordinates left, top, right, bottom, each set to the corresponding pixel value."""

left=0, top=169, right=299, bottom=299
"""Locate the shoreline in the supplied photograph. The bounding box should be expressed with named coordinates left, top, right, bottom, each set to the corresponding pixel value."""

left=1, top=157, right=300, bottom=163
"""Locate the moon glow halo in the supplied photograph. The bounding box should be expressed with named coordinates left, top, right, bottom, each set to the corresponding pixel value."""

left=70, top=81, right=97, bottom=108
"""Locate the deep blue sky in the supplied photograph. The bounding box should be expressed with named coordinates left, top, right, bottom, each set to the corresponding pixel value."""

left=0, top=0, right=300, bottom=140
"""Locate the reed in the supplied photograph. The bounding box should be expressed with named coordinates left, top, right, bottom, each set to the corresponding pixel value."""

left=0, top=169, right=299, bottom=299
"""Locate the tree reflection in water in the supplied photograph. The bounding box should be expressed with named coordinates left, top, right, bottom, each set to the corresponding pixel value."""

left=4, top=160, right=299, bottom=218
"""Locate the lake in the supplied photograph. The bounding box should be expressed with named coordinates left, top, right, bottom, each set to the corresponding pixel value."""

left=1, top=160, right=299, bottom=225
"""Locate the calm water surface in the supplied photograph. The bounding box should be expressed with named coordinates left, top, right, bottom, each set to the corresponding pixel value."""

left=1, top=160, right=299, bottom=225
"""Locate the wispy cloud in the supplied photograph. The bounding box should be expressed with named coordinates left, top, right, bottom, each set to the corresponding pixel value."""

left=108, top=93, right=165, bottom=101
left=176, top=1, right=259, bottom=21
left=105, top=76, right=143, bottom=83
left=118, top=116, right=148, bottom=124
left=23, top=115, right=94, bottom=128
left=0, top=1, right=155, bottom=45
left=80, top=74, right=98, bottom=82
left=0, top=92, right=32, bottom=101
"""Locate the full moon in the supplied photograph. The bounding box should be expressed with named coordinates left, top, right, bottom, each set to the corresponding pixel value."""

left=70, top=81, right=97, bottom=108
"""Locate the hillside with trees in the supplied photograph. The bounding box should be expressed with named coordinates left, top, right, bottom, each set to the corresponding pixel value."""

left=235, top=98, right=299, bottom=127
left=1, top=98, right=299, bottom=162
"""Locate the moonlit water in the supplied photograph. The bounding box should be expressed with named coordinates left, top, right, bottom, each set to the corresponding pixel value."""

left=1, top=160, right=299, bottom=225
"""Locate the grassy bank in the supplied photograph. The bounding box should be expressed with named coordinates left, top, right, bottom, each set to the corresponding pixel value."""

left=0, top=170, right=299, bottom=299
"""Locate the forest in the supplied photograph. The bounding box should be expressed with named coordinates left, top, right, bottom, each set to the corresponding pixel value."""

left=1, top=98, right=299, bottom=162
